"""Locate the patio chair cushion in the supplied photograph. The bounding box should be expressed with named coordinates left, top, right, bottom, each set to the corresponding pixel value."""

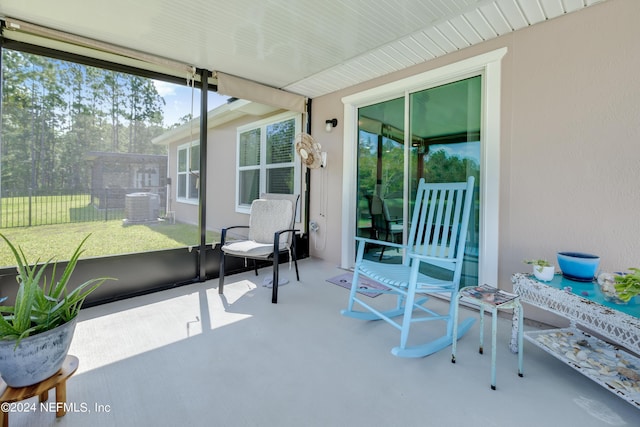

left=221, top=240, right=277, bottom=258
left=248, top=199, right=293, bottom=246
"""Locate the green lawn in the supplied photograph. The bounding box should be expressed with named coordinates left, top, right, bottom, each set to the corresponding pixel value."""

left=0, top=221, right=220, bottom=268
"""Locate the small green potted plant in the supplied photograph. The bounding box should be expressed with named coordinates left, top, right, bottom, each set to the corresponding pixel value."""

left=597, top=268, right=640, bottom=304
left=0, top=233, right=113, bottom=387
left=524, top=259, right=555, bottom=282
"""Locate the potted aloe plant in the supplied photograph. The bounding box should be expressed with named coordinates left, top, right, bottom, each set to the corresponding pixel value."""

left=524, top=259, right=555, bottom=282
left=0, top=233, right=112, bottom=387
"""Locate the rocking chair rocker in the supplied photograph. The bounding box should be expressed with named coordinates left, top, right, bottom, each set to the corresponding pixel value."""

left=342, top=177, right=475, bottom=357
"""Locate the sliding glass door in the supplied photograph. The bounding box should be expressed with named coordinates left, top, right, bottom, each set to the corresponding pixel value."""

left=356, top=96, right=405, bottom=258
left=357, top=76, right=481, bottom=286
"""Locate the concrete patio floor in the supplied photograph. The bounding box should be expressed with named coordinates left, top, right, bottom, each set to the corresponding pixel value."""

left=6, top=258, right=638, bottom=426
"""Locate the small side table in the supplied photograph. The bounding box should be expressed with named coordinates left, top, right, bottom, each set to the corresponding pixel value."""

left=452, top=285, right=524, bottom=390
left=0, top=355, right=79, bottom=427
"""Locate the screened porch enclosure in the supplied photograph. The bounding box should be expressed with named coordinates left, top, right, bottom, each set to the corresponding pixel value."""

left=0, top=42, right=307, bottom=306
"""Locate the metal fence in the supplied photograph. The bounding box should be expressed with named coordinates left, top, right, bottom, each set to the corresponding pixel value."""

left=0, top=188, right=167, bottom=228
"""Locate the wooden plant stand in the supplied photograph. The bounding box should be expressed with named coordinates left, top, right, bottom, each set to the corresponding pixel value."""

left=0, top=355, right=79, bottom=427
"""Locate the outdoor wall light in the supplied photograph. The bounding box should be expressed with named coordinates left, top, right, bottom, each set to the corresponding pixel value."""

left=325, top=118, right=338, bottom=132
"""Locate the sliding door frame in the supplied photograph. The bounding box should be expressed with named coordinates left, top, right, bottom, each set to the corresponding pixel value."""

left=341, top=48, right=507, bottom=286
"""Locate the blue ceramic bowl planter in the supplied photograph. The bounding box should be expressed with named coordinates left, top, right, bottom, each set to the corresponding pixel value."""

left=557, top=252, right=600, bottom=282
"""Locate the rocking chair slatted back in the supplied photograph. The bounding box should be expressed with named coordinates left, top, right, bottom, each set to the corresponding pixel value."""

left=409, top=179, right=473, bottom=274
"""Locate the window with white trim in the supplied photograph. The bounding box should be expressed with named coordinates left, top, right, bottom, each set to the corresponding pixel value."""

left=177, top=142, right=200, bottom=202
left=236, top=112, right=301, bottom=212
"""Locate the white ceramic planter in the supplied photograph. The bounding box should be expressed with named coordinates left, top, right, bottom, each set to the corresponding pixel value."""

left=0, top=317, right=77, bottom=387
left=533, top=265, right=555, bottom=282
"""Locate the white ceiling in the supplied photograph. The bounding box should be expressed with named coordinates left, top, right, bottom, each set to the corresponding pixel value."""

left=0, top=0, right=606, bottom=98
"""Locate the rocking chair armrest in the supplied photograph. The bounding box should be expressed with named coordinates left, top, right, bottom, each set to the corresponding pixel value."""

left=407, top=252, right=456, bottom=267
left=354, top=236, right=406, bottom=250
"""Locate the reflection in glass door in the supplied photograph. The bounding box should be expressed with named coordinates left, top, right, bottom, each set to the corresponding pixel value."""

left=357, top=76, right=481, bottom=287
left=357, top=97, right=405, bottom=263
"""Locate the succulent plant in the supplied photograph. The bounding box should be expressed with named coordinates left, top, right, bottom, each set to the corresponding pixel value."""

left=524, top=259, right=552, bottom=273
left=0, top=233, right=113, bottom=347
left=613, top=268, right=640, bottom=303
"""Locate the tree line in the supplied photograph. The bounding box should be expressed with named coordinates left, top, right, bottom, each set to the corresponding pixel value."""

left=357, top=132, right=480, bottom=201
left=1, top=49, right=183, bottom=195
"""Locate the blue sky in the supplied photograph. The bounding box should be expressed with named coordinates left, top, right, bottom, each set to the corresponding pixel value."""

left=430, top=142, right=480, bottom=165
left=153, top=80, right=229, bottom=127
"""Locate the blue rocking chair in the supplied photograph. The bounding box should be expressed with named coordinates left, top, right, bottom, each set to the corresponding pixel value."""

left=342, top=177, right=476, bottom=357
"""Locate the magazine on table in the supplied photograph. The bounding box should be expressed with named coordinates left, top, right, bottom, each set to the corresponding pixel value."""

left=461, top=284, right=518, bottom=305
